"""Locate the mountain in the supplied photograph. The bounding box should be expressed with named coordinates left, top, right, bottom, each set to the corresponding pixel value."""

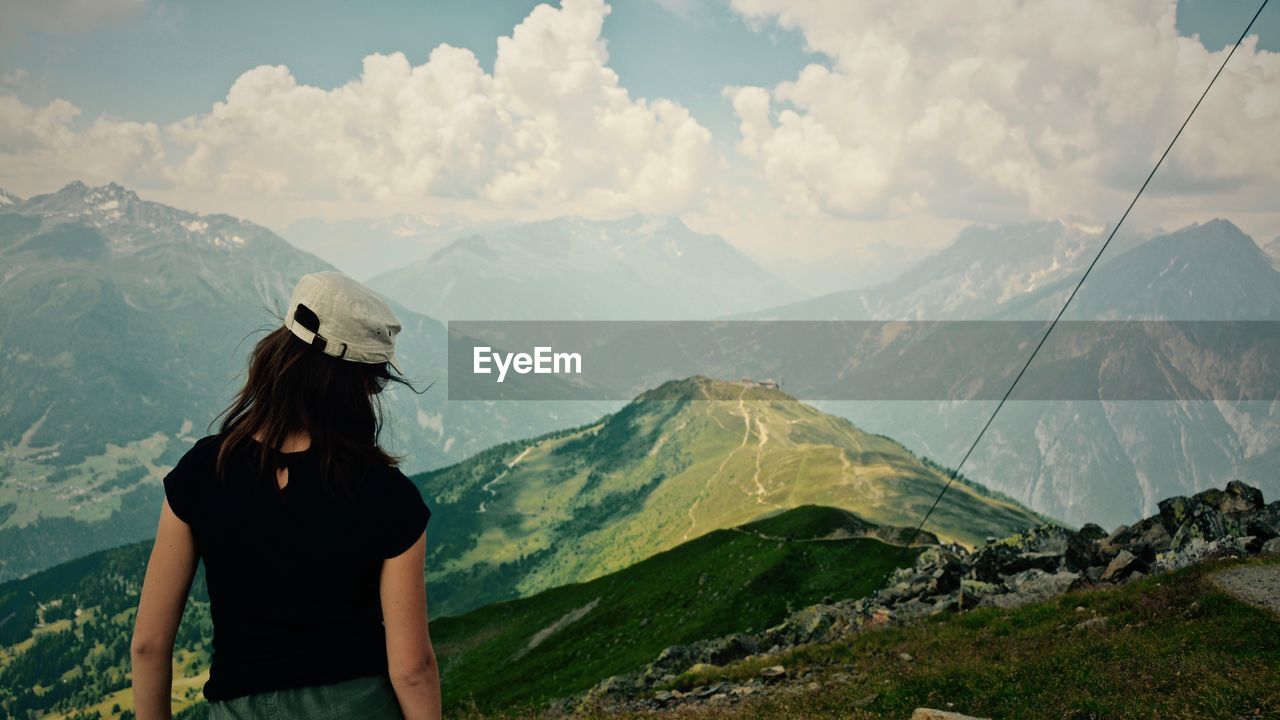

left=421, top=376, right=1043, bottom=618
left=741, top=220, right=1147, bottom=321
left=369, top=215, right=807, bottom=321
left=278, top=214, right=502, bottom=281
left=0, top=181, right=602, bottom=583
left=0, top=188, right=22, bottom=206
left=1265, top=235, right=1280, bottom=270
left=994, top=219, right=1280, bottom=320
left=799, top=219, right=1280, bottom=529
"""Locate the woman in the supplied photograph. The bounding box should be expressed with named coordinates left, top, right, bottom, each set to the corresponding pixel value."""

left=130, top=271, right=442, bottom=720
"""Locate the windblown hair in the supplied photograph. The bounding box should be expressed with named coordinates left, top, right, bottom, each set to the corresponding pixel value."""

left=210, top=324, right=415, bottom=503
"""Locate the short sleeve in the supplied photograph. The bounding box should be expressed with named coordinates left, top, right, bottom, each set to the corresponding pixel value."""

left=377, top=469, right=431, bottom=558
left=163, top=438, right=210, bottom=525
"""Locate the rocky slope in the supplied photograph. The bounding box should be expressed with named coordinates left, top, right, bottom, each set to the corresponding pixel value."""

left=566, top=480, right=1280, bottom=715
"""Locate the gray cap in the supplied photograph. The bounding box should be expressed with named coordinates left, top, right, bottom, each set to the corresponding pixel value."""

left=283, top=271, right=405, bottom=374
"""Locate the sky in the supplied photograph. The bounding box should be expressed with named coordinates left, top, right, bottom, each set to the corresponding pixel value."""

left=1, top=0, right=1277, bottom=290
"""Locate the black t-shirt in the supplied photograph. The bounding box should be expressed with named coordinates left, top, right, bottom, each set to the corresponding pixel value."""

left=162, top=433, right=431, bottom=702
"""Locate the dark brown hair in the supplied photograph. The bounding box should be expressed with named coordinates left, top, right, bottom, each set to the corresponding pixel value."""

left=210, top=323, right=420, bottom=503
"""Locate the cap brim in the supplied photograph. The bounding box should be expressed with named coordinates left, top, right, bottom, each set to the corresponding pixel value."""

left=388, top=353, right=405, bottom=375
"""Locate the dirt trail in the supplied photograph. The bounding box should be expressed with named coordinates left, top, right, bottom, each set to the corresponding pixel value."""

left=1213, top=564, right=1280, bottom=616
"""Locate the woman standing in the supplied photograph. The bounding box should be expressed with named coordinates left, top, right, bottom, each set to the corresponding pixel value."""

left=130, top=271, right=441, bottom=719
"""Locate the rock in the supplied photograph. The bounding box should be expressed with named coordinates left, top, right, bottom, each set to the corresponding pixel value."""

left=759, top=665, right=787, bottom=682
left=1078, top=523, right=1107, bottom=542
left=705, top=633, right=760, bottom=666
left=981, top=569, right=1081, bottom=609
left=864, top=606, right=896, bottom=629
left=1153, top=536, right=1251, bottom=573
left=1263, top=537, right=1280, bottom=555
left=1101, top=517, right=1172, bottom=560
left=1101, top=550, right=1145, bottom=581
left=1247, top=502, right=1280, bottom=540
left=1217, top=480, right=1265, bottom=514
left=911, top=709, right=992, bottom=720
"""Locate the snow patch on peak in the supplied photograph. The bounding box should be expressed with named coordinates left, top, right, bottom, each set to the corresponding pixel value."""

left=182, top=220, right=208, bottom=233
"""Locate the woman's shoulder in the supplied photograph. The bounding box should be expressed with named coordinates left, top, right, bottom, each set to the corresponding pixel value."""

left=170, top=434, right=224, bottom=469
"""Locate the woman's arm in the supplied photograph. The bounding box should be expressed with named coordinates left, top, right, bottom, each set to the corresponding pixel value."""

left=381, top=530, right=443, bottom=720
left=131, top=497, right=199, bottom=720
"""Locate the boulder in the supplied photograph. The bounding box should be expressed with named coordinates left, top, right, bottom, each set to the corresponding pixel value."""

left=1101, top=550, right=1145, bottom=581
left=1100, top=518, right=1172, bottom=561
left=1247, top=502, right=1280, bottom=541
left=1153, top=536, right=1252, bottom=573
left=1262, top=537, right=1280, bottom=555
left=1215, top=480, right=1265, bottom=514
left=981, top=569, right=1081, bottom=608
left=1077, top=523, right=1108, bottom=542
left=704, top=633, right=761, bottom=666
left=970, top=525, right=1088, bottom=581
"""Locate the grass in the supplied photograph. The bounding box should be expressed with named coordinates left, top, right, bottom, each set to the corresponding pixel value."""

left=455, top=554, right=1280, bottom=719
left=431, top=505, right=920, bottom=714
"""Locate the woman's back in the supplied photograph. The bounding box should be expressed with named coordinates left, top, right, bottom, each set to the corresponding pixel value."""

left=164, top=432, right=432, bottom=701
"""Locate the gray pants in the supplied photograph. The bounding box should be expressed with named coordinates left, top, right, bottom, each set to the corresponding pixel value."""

left=206, top=673, right=404, bottom=720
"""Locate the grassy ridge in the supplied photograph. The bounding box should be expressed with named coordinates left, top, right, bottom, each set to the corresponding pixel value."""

left=536, top=556, right=1280, bottom=720
left=420, top=376, right=1043, bottom=618
left=433, top=505, right=920, bottom=713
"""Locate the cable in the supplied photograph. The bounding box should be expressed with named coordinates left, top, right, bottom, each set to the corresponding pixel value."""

left=909, top=0, right=1272, bottom=544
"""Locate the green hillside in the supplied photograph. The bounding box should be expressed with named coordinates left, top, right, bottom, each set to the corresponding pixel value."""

left=0, top=541, right=213, bottom=720
left=420, top=375, right=1043, bottom=617
left=600, top=555, right=1280, bottom=720
left=432, top=505, right=921, bottom=713
left=0, top=505, right=921, bottom=719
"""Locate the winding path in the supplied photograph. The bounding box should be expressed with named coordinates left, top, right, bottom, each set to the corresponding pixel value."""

left=1213, top=564, right=1280, bottom=616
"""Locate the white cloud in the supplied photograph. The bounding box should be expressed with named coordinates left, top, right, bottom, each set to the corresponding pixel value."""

left=724, top=0, right=1280, bottom=225
left=0, top=95, right=164, bottom=190
left=0, top=0, right=712, bottom=221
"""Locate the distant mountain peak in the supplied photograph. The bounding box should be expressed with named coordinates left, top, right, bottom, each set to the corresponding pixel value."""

left=20, top=180, right=143, bottom=221
left=57, top=180, right=140, bottom=204
left=0, top=187, right=23, bottom=206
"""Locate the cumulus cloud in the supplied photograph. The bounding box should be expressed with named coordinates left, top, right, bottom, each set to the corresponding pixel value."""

left=0, top=0, right=712, bottom=218
left=0, top=95, right=164, bottom=190
left=724, top=0, right=1280, bottom=224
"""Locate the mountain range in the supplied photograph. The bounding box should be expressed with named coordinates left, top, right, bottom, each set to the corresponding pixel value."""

left=368, top=215, right=806, bottom=321
left=733, top=218, right=1280, bottom=529
left=279, top=214, right=503, bottom=281
left=0, top=182, right=603, bottom=583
